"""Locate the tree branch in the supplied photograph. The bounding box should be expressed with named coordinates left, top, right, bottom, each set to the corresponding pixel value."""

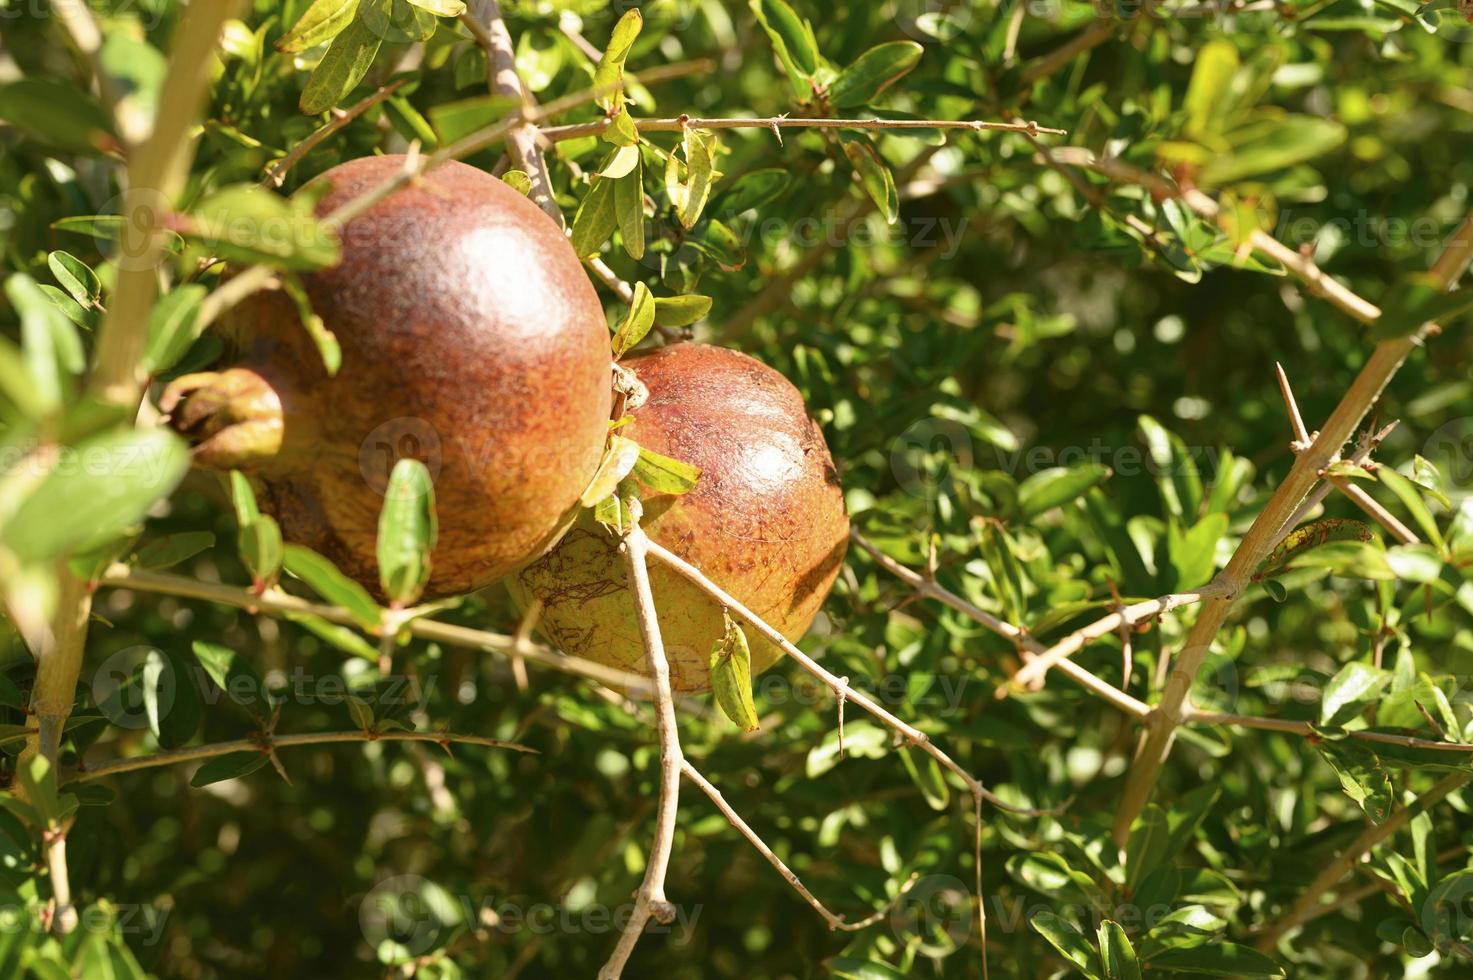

left=1109, top=208, right=1473, bottom=847
left=538, top=115, right=1066, bottom=142
left=70, top=729, right=534, bottom=784
left=848, top=530, right=1151, bottom=717
left=260, top=81, right=406, bottom=189
left=1253, top=771, right=1471, bottom=950
left=599, top=504, right=683, bottom=979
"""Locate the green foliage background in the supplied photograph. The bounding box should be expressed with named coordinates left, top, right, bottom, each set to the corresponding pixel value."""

left=3, top=0, right=1473, bottom=977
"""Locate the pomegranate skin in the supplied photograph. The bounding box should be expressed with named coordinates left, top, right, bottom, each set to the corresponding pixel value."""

left=221, top=155, right=612, bottom=599
left=509, top=344, right=849, bottom=693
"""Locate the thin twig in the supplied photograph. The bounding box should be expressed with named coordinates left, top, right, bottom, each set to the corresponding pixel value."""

left=70, top=729, right=534, bottom=783
left=848, top=530, right=1151, bottom=717
left=1254, top=771, right=1471, bottom=950
left=1276, top=362, right=1312, bottom=449
left=681, top=761, right=920, bottom=931
left=599, top=503, right=683, bottom=979
left=538, top=115, right=1066, bottom=142
left=1185, top=708, right=1473, bottom=753
left=96, top=565, right=659, bottom=696
left=1109, top=209, right=1473, bottom=847
left=261, top=81, right=406, bottom=188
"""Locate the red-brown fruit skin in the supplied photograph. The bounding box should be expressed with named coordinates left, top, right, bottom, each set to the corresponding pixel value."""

left=509, top=344, right=849, bottom=693
left=223, top=155, right=612, bottom=599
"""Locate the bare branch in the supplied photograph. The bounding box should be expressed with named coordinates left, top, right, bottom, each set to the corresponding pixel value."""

left=849, top=530, right=1151, bottom=717
left=1186, top=708, right=1473, bottom=753
left=1253, top=771, right=1471, bottom=950
left=681, top=761, right=920, bottom=931
left=539, top=115, right=1066, bottom=142
left=599, top=504, right=684, bottom=979
left=261, top=81, right=406, bottom=188
left=70, top=729, right=534, bottom=784
left=1110, top=209, right=1473, bottom=846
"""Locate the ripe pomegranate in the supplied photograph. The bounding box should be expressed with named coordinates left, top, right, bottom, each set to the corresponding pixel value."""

left=508, top=343, right=849, bottom=693
left=168, top=155, right=613, bottom=599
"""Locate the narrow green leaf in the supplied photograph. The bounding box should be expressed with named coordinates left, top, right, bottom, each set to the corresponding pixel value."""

left=192, top=641, right=272, bottom=723
left=1145, top=942, right=1285, bottom=977
left=142, top=284, right=208, bottom=375
left=1183, top=40, right=1239, bottom=137
left=190, top=751, right=269, bottom=788
left=633, top=446, right=701, bottom=494
left=1377, top=466, right=1445, bottom=550
left=427, top=94, right=520, bottom=144
left=899, top=747, right=949, bottom=810
left=7, top=273, right=82, bottom=412
left=611, top=282, right=656, bottom=359
left=1098, top=920, right=1142, bottom=980
left=1202, top=114, right=1346, bottom=185
left=282, top=275, right=341, bottom=376
left=1018, top=464, right=1112, bottom=520
left=377, top=458, right=437, bottom=608
left=653, top=294, right=712, bottom=328
left=277, top=0, right=359, bottom=54
left=187, top=185, right=340, bottom=270
left=827, top=41, right=922, bottom=108
left=593, top=9, right=643, bottom=109
left=134, top=531, right=215, bottom=570
left=1320, top=662, right=1392, bottom=726
left=675, top=128, right=718, bottom=229
left=710, top=617, right=759, bottom=731
left=580, top=436, right=642, bottom=507
left=1315, top=737, right=1394, bottom=822
left=284, top=544, right=382, bottom=627
left=298, top=12, right=383, bottom=115
left=713, top=167, right=790, bottom=217
left=570, top=178, right=618, bottom=259
left=749, top=0, right=819, bottom=96
left=615, top=157, right=645, bottom=261
left=839, top=135, right=897, bottom=224
left=144, top=647, right=203, bottom=749
left=239, top=513, right=285, bottom=590
left=47, top=251, right=100, bottom=306
left=1, top=428, right=189, bottom=563
left=1030, top=911, right=1103, bottom=979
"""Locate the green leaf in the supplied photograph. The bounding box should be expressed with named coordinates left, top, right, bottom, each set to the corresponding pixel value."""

left=709, top=617, right=759, bottom=732
left=1254, top=519, right=1374, bottom=580
left=46, top=251, right=100, bottom=306
left=1183, top=40, right=1239, bottom=137
left=1138, top=415, right=1203, bottom=520
left=1030, top=911, right=1103, bottom=979
left=615, top=157, right=645, bottom=261
left=672, top=128, right=718, bottom=229
left=144, top=647, right=204, bottom=750
left=427, top=94, right=520, bottom=144
left=1202, top=114, right=1346, bottom=185
left=611, top=282, right=656, bottom=359
left=405, top=0, right=465, bottom=14
left=277, top=0, right=359, bottom=54
left=839, top=135, right=898, bottom=224
left=1, top=428, right=190, bottom=563
left=1372, top=275, right=1473, bottom=341
left=1377, top=466, right=1445, bottom=550
left=570, top=178, right=618, bottom=259
left=7, top=273, right=82, bottom=412
left=39, top=283, right=99, bottom=332
left=829, top=959, right=905, bottom=980
left=134, top=531, right=215, bottom=571
left=1145, top=942, right=1284, bottom=977
left=580, top=436, right=643, bottom=507
left=238, top=511, right=285, bottom=588
left=298, top=11, right=383, bottom=115
left=1125, top=805, right=1171, bottom=891
left=284, top=612, right=381, bottom=660
left=187, top=185, right=340, bottom=271
left=282, top=275, right=341, bottom=376
left=377, top=458, right=437, bottom=608
left=284, top=544, right=382, bottom=627
left=1169, top=512, right=1228, bottom=590
left=749, top=0, right=819, bottom=97
left=192, top=640, right=271, bottom=722
left=142, top=284, right=208, bottom=375
left=713, top=168, right=790, bottom=217
left=1018, top=464, right=1112, bottom=520
left=827, top=41, right=922, bottom=108
left=593, top=9, right=643, bottom=110
left=633, top=446, right=701, bottom=495
left=501, top=170, right=532, bottom=196
left=899, top=747, right=949, bottom=811
left=1315, top=737, right=1394, bottom=822
left=347, top=695, right=375, bottom=730
left=653, top=294, right=712, bottom=328
left=1321, top=662, right=1392, bottom=726
left=1098, top=921, right=1142, bottom=980
left=190, top=751, right=270, bottom=788
left=0, top=78, right=113, bottom=155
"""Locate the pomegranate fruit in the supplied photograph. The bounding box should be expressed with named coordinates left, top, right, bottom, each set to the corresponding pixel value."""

left=508, top=343, right=849, bottom=693
left=168, top=155, right=613, bottom=599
